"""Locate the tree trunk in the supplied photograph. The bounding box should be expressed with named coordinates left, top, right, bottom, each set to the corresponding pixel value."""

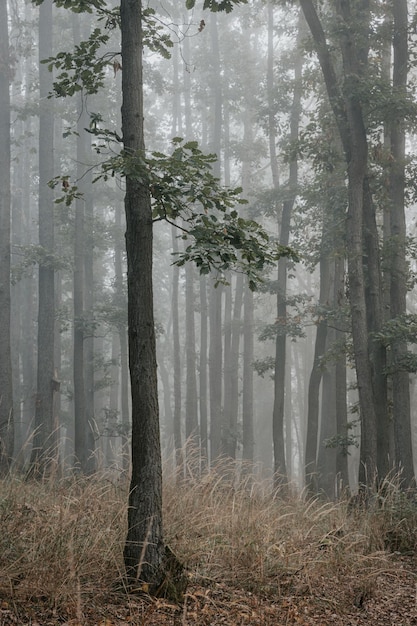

left=209, top=282, right=223, bottom=463
left=171, top=227, right=183, bottom=472
left=300, top=0, right=381, bottom=487
left=242, top=284, right=254, bottom=463
left=199, top=276, right=209, bottom=465
left=224, top=274, right=243, bottom=459
left=208, top=12, right=223, bottom=466
left=185, top=260, right=199, bottom=465
left=305, top=251, right=330, bottom=493
left=114, top=204, right=130, bottom=471
left=83, top=138, right=96, bottom=474
left=121, top=0, right=166, bottom=590
left=272, top=13, right=302, bottom=485
left=317, top=321, right=337, bottom=498
left=30, top=0, right=57, bottom=476
left=0, top=0, right=14, bottom=474
left=389, top=0, right=414, bottom=486
left=334, top=255, right=349, bottom=491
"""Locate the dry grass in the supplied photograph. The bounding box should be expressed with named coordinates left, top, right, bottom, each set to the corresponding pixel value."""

left=0, top=463, right=416, bottom=624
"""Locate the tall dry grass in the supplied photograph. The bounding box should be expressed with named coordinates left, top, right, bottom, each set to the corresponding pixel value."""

left=0, top=461, right=416, bottom=618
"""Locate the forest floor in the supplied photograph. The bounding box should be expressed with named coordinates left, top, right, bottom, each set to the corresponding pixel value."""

left=1, top=466, right=417, bottom=625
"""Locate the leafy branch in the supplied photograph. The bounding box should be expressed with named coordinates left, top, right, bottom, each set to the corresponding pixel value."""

left=52, top=138, right=298, bottom=289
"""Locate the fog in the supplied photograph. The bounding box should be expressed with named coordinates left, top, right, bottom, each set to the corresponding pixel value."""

left=1, top=0, right=417, bottom=497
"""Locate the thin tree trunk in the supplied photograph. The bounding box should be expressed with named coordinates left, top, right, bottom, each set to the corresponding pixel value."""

left=0, top=0, right=14, bottom=474
left=84, top=139, right=96, bottom=474
left=305, top=251, right=330, bottom=493
left=389, top=0, right=414, bottom=486
left=185, top=260, right=199, bottom=462
left=242, top=284, right=254, bottom=463
left=171, top=228, right=183, bottom=472
left=114, top=204, right=130, bottom=471
left=272, top=12, right=302, bottom=485
left=209, top=282, right=223, bottom=463
left=208, top=12, right=223, bottom=466
left=334, top=255, right=349, bottom=491
left=30, top=0, right=57, bottom=476
left=199, top=276, right=209, bottom=465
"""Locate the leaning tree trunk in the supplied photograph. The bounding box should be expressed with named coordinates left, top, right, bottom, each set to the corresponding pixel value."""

left=300, top=0, right=380, bottom=487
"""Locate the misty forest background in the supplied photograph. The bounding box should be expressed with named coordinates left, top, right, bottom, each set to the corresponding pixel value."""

left=2, top=0, right=417, bottom=497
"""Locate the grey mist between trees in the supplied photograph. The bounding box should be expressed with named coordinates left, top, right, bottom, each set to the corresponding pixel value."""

left=1, top=0, right=417, bottom=590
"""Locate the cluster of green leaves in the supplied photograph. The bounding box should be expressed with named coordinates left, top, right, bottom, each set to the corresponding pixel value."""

left=40, top=5, right=174, bottom=99
left=373, top=314, right=417, bottom=373
left=62, top=137, right=294, bottom=289
left=177, top=213, right=289, bottom=290
left=185, top=0, right=247, bottom=13
left=142, top=7, right=174, bottom=59
left=258, top=315, right=305, bottom=341
left=32, top=0, right=105, bottom=11
left=374, top=313, right=417, bottom=347
left=323, top=420, right=360, bottom=456
left=42, top=28, right=111, bottom=97
left=252, top=356, right=275, bottom=378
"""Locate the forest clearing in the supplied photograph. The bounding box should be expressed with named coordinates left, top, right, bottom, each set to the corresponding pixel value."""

left=0, top=469, right=416, bottom=625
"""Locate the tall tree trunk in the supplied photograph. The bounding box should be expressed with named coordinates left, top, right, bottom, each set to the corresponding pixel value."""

left=272, top=13, right=302, bottom=485
left=185, top=261, right=199, bottom=460
left=242, top=284, right=254, bottom=463
left=171, top=228, right=183, bottom=471
left=208, top=12, right=223, bottom=465
left=199, top=276, right=209, bottom=465
left=83, top=139, right=96, bottom=474
left=305, top=249, right=330, bottom=493
left=209, top=282, right=223, bottom=463
left=317, top=318, right=337, bottom=498
left=114, top=204, right=130, bottom=471
left=30, top=0, right=57, bottom=475
left=334, top=255, right=349, bottom=491
left=106, top=331, right=120, bottom=467
left=300, top=0, right=381, bottom=487
left=0, top=0, right=14, bottom=474
left=182, top=56, right=199, bottom=467
left=389, top=0, right=414, bottom=486
left=121, top=0, right=165, bottom=588
left=223, top=274, right=243, bottom=459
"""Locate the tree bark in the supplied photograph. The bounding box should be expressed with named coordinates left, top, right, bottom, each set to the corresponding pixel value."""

left=0, top=0, right=14, bottom=474
left=208, top=12, right=223, bottom=466
left=300, top=0, right=382, bottom=487
left=305, top=249, right=330, bottom=493
left=185, top=260, right=199, bottom=462
left=199, top=276, right=209, bottom=465
left=171, top=228, right=183, bottom=472
left=272, top=12, right=302, bottom=485
left=30, top=0, right=57, bottom=476
left=389, top=0, right=414, bottom=486
left=121, top=0, right=165, bottom=589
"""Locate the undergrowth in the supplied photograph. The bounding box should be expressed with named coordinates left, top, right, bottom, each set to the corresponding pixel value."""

left=0, top=463, right=416, bottom=622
